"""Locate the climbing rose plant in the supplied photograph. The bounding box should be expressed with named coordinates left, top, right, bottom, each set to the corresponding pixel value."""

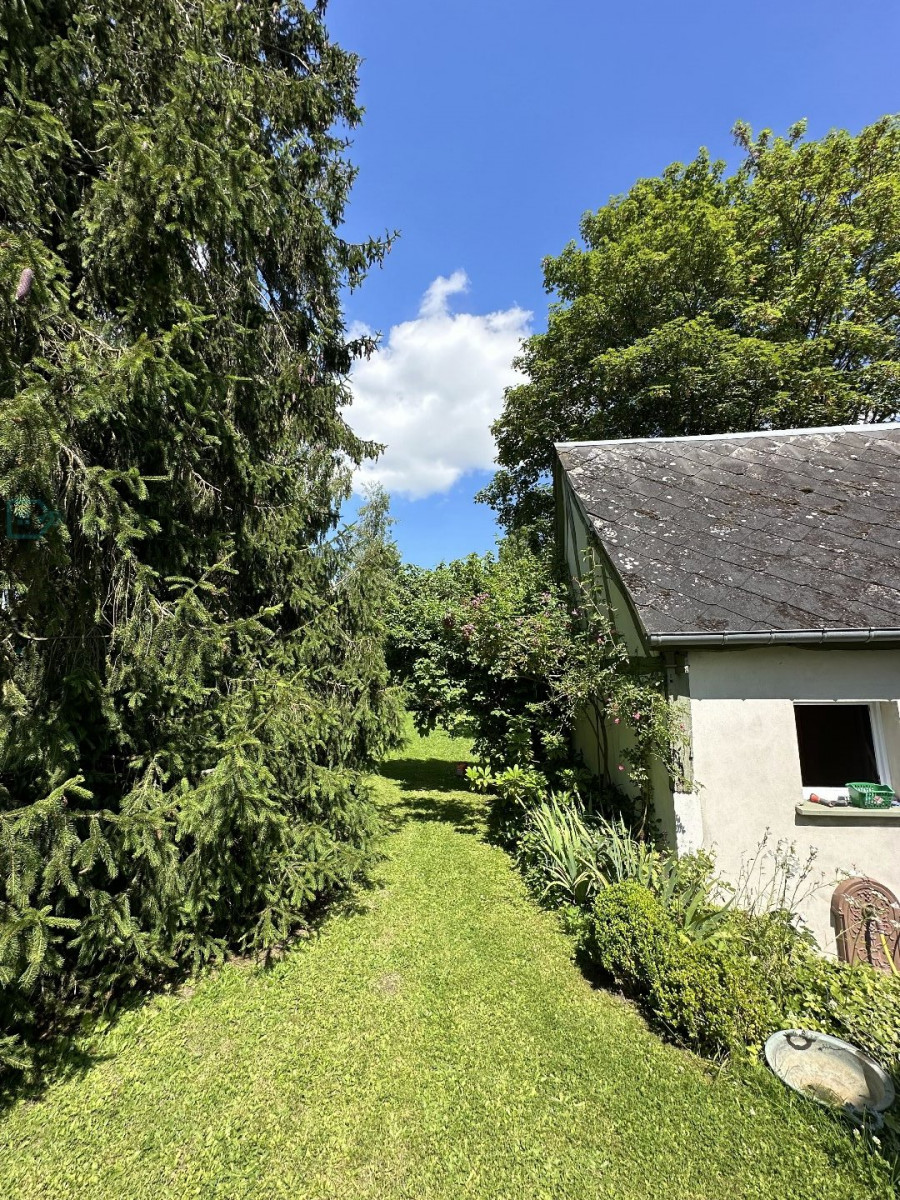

left=387, top=539, right=687, bottom=831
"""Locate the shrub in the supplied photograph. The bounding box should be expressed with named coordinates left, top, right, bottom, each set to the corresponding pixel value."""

left=657, top=852, right=735, bottom=946
left=724, top=905, right=900, bottom=1071
left=518, top=789, right=731, bottom=944
left=518, top=801, right=668, bottom=909
left=787, top=949, right=900, bottom=1068
left=388, top=538, right=687, bottom=834
left=588, top=883, right=776, bottom=1058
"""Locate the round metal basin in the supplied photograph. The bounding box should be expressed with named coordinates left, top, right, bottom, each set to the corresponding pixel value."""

left=765, top=1029, right=895, bottom=1127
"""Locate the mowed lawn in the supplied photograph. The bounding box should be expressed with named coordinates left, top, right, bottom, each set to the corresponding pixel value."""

left=0, top=726, right=893, bottom=1199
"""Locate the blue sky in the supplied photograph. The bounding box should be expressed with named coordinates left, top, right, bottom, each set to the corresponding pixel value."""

left=328, top=0, right=900, bottom=565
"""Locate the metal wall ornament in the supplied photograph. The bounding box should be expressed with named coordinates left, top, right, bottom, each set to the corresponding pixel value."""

left=831, top=876, right=900, bottom=973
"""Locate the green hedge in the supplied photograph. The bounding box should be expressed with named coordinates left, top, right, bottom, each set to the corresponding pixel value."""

left=587, top=883, right=776, bottom=1058
left=788, top=951, right=900, bottom=1067
left=584, top=882, right=900, bottom=1074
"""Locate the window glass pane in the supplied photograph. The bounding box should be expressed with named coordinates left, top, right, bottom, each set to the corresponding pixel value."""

left=793, top=704, right=879, bottom=787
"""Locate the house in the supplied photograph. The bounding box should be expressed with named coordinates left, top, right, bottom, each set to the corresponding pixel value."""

left=554, top=424, right=900, bottom=952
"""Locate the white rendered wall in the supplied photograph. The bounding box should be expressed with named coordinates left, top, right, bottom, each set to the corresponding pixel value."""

left=687, top=646, right=900, bottom=952
left=559, top=477, right=677, bottom=841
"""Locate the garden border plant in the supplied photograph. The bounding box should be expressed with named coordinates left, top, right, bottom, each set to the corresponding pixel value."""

left=388, top=536, right=689, bottom=841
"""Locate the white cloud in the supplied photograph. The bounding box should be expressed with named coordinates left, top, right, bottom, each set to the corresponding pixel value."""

left=346, top=272, right=531, bottom=498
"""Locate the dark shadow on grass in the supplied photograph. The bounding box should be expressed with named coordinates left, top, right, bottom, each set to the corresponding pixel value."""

left=378, top=756, right=484, bottom=835
left=0, top=980, right=166, bottom=1116
left=380, top=756, right=470, bottom=794
left=0, top=1040, right=114, bottom=1114
left=380, top=792, right=481, bottom=835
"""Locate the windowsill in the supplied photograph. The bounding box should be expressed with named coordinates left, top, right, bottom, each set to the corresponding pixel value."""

left=795, top=801, right=900, bottom=820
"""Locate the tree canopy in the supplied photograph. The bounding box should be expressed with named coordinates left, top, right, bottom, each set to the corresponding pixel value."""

left=0, top=0, right=400, bottom=1070
left=482, top=117, right=900, bottom=537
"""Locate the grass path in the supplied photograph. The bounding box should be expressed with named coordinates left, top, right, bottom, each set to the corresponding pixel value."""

left=0, top=726, right=893, bottom=1199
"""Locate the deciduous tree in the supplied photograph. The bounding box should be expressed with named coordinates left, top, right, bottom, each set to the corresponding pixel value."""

left=483, top=118, right=900, bottom=538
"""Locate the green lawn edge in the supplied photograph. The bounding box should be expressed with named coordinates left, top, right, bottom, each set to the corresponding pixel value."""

left=0, top=724, right=892, bottom=1199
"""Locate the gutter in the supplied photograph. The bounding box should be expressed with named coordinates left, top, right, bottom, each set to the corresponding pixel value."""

left=648, top=628, right=900, bottom=649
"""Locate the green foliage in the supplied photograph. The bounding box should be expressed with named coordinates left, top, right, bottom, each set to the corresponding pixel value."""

left=525, top=806, right=894, bottom=1072
left=591, top=813, right=663, bottom=890
left=576, top=859, right=899, bottom=1098
left=787, top=949, right=900, bottom=1069
left=0, top=722, right=892, bottom=1199
left=0, top=2, right=402, bottom=1071
left=519, top=803, right=661, bottom=908
left=657, top=851, right=735, bottom=946
left=481, top=117, right=900, bottom=537
left=519, top=795, right=602, bottom=907
left=520, top=791, right=732, bottom=953
left=589, top=883, right=776, bottom=1058
left=388, top=538, right=685, bottom=834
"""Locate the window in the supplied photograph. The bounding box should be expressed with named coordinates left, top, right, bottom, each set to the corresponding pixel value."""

left=793, top=703, right=890, bottom=799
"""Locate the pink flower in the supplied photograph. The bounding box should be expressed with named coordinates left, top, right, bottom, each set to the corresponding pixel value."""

left=633, top=712, right=641, bottom=720
left=614, top=717, right=620, bottom=725
left=618, top=764, right=624, bottom=771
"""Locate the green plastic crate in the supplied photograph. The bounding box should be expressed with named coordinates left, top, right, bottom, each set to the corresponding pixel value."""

left=846, top=781, right=895, bottom=810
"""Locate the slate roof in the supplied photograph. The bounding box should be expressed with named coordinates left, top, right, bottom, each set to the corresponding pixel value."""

left=555, top=425, right=900, bottom=646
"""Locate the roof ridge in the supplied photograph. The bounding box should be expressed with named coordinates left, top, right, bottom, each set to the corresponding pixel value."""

left=554, top=423, right=900, bottom=450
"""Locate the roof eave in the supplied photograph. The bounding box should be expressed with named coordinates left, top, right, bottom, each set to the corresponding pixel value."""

left=648, top=627, right=900, bottom=649
left=555, top=463, right=657, bottom=657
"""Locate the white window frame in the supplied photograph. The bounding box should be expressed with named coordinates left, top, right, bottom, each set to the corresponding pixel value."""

left=793, top=700, right=892, bottom=802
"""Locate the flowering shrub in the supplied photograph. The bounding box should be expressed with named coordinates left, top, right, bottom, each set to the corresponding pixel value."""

left=387, top=537, right=687, bottom=832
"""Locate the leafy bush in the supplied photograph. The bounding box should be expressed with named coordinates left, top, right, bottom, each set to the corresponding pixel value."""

left=518, top=787, right=733, bottom=951
left=657, top=853, right=735, bottom=947
left=518, top=799, right=664, bottom=909
left=580, top=873, right=900, bottom=1079
left=787, top=950, right=900, bottom=1068
left=587, top=883, right=776, bottom=1058
left=593, top=814, right=663, bottom=890
left=388, top=538, right=687, bottom=834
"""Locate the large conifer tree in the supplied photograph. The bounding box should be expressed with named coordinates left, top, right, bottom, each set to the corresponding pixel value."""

left=0, top=1, right=400, bottom=1066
